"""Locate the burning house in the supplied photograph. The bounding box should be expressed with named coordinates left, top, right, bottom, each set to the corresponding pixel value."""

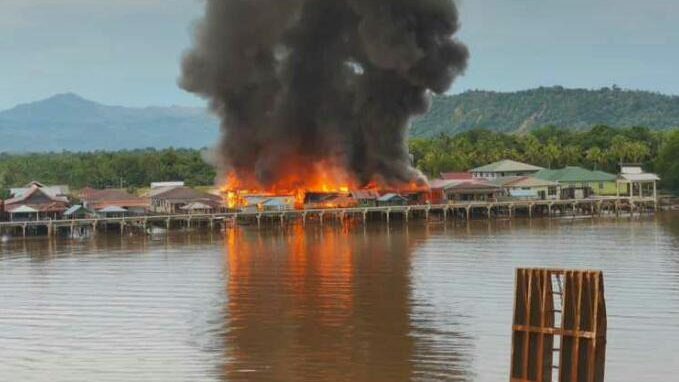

left=181, top=0, right=469, bottom=207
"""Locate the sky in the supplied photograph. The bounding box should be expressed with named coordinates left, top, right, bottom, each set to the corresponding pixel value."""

left=1, top=0, right=678, bottom=110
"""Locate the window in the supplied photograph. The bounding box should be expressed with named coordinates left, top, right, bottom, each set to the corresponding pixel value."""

left=599, top=182, right=604, bottom=189
left=548, top=187, right=557, bottom=196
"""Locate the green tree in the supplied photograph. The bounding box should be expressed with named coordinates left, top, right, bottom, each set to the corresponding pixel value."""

left=585, top=147, right=607, bottom=170
left=655, top=130, right=679, bottom=193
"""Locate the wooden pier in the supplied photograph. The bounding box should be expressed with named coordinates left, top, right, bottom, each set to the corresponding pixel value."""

left=0, top=196, right=658, bottom=238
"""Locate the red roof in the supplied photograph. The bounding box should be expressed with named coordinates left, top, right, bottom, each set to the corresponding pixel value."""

left=351, top=190, right=380, bottom=200
left=440, top=172, right=473, bottom=180
left=81, top=188, right=149, bottom=210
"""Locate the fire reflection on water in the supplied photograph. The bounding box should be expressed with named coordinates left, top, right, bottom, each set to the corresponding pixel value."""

left=221, top=225, right=432, bottom=381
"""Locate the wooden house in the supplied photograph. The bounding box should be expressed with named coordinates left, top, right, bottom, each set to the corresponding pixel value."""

left=616, top=165, right=660, bottom=199
left=471, top=160, right=544, bottom=179
left=147, top=186, right=224, bottom=214
left=3, top=185, right=70, bottom=221
left=535, top=167, right=618, bottom=199
left=490, top=176, right=561, bottom=200
left=261, top=197, right=296, bottom=212
left=10, top=181, right=70, bottom=199
left=443, top=181, right=504, bottom=202
left=429, top=179, right=458, bottom=204
left=377, top=193, right=408, bottom=207
left=351, top=190, right=380, bottom=207
left=63, top=205, right=96, bottom=219
left=80, top=188, right=150, bottom=216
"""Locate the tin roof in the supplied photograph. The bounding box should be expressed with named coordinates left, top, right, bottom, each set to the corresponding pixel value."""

left=180, top=202, right=214, bottom=210
left=98, top=206, right=128, bottom=213
left=351, top=190, right=379, bottom=200
left=8, top=205, right=38, bottom=213
left=471, top=160, right=543, bottom=173
left=377, top=193, right=407, bottom=202
left=440, top=172, right=473, bottom=180
left=491, top=176, right=559, bottom=188
left=619, top=173, right=660, bottom=182
left=535, top=167, right=617, bottom=183
left=64, top=205, right=92, bottom=216
left=4, top=186, right=69, bottom=205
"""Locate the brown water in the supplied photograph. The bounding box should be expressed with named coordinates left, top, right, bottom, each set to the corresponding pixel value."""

left=1, top=214, right=679, bottom=381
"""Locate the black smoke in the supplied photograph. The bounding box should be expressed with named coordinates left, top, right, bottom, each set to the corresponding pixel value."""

left=181, top=0, right=468, bottom=188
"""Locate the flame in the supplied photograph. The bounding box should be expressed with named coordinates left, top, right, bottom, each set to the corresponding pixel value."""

left=221, top=159, right=429, bottom=210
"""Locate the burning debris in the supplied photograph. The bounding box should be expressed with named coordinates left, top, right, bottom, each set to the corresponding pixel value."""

left=180, top=0, right=469, bottom=206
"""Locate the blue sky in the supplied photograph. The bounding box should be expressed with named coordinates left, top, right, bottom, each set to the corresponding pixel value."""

left=1, top=0, right=678, bottom=109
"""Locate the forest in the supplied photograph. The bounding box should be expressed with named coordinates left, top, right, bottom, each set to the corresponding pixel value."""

left=0, top=148, right=216, bottom=199
left=411, top=125, right=679, bottom=193
left=1, top=125, right=678, bottom=197
left=411, top=86, right=679, bottom=136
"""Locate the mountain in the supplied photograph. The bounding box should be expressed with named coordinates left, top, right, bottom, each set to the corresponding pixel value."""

left=0, top=93, right=220, bottom=152
left=411, top=86, right=679, bottom=137
left=2, top=87, right=679, bottom=153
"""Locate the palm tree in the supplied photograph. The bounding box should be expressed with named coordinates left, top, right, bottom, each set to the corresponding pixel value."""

left=561, top=145, right=582, bottom=167
left=585, top=147, right=606, bottom=170
left=544, top=139, right=561, bottom=169
left=608, top=136, right=631, bottom=164
left=627, top=141, right=650, bottom=163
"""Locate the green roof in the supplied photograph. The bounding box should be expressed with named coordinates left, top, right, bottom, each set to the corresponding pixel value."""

left=490, top=176, right=559, bottom=188
left=534, top=167, right=617, bottom=183
left=471, top=159, right=543, bottom=173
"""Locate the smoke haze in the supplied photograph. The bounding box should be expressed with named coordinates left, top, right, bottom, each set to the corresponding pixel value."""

left=181, top=0, right=468, bottom=188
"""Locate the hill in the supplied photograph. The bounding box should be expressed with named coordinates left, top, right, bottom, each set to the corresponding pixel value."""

left=2, top=87, right=679, bottom=152
left=411, top=86, right=679, bottom=137
left=0, top=93, right=219, bottom=152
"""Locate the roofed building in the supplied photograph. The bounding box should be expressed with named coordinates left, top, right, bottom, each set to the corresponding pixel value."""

left=3, top=185, right=70, bottom=221
left=10, top=181, right=70, bottom=199
left=147, top=186, right=224, bottom=214
left=490, top=176, right=561, bottom=200
left=80, top=188, right=149, bottom=216
left=535, top=166, right=618, bottom=199
left=429, top=179, right=459, bottom=204
left=63, top=205, right=96, bottom=220
left=351, top=190, right=380, bottom=207
left=440, top=172, right=473, bottom=181
left=471, top=160, right=544, bottom=179
left=443, top=180, right=504, bottom=202
left=617, top=165, right=660, bottom=200
left=377, top=193, right=408, bottom=207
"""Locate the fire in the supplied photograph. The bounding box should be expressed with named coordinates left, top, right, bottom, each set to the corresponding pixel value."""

left=221, top=159, right=429, bottom=210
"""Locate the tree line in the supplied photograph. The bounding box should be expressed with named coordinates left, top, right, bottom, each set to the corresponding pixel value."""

left=1, top=125, right=678, bottom=198
left=0, top=148, right=216, bottom=199
left=410, top=125, right=679, bottom=193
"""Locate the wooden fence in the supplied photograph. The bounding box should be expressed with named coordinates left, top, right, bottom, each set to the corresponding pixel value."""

left=510, top=269, right=607, bottom=382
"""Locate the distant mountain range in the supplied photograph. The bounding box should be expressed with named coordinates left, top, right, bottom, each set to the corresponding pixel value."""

left=411, top=86, right=679, bottom=137
left=1, top=87, right=678, bottom=153
left=0, top=93, right=219, bottom=152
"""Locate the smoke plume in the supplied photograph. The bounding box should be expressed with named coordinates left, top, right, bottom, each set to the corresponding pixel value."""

left=181, top=0, right=468, bottom=189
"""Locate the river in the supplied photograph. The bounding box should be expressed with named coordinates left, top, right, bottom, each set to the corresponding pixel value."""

left=1, top=214, right=678, bottom=381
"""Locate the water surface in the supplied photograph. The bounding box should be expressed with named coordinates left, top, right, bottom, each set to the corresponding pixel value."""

left=1, top=214, right=678, bottom=381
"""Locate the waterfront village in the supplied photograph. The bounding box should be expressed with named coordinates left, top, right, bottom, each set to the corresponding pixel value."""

left=0, top=159, right=661, bottom=224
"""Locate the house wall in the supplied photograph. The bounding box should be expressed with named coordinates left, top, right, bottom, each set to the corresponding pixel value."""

left=559, top=181, right=617, bottom=197
left=507, top=185, right=560, bottom=200
left=445, top=191, right=502, bottom=202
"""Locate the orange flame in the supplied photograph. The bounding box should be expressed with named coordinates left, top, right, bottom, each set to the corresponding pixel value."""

left=221, top=159, right=430, bottom=210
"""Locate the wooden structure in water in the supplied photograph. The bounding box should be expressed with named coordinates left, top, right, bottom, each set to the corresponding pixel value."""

left=0, top=196, right=657, bottom=238
left=510, top=269, right=607, bottom=382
